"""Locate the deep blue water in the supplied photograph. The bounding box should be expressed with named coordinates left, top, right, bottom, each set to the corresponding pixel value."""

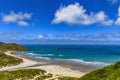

left=16, top=45, right=120, bottom=67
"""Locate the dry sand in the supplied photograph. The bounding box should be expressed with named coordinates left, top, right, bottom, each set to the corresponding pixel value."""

left=0, top=51, right=85, bottom=77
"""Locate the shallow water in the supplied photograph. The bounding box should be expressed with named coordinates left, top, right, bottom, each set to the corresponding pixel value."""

left=16, top=45, right=120, bottom=70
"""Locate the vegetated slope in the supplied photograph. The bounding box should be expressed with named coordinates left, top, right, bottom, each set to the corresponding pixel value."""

left=79, top=61, right=120, bottom=80
left=0, top=53, right=23, bottom=68
left=0, top=69, right=52, bottom=80
left=0, top=42, right=26, bottom=52
left=58, top=61, right=120, bottom=80
left=0, top=42, right=26, bottom=67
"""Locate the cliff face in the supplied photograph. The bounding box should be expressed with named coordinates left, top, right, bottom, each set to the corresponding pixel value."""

left=0, top=42, right=26, bottom=51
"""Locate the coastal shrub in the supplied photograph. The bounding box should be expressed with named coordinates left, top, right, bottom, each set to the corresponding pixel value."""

left=0, top=42, right=26, bottom=67
left=79, top=61, right=120, bottom=80
left=113, top=61, right=120, bottom=69
left=35, top=73, right=53, bottom=80
left=58, top=61, right=120, bottom=80
left=0, top=69, right=50, bottom=80
left=0, top=53, right=23, bottom=68
left=0, top=42, right=27, bottom=52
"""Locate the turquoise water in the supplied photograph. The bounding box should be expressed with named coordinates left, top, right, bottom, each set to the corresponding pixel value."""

left=16, top=45, right=120, bottom=67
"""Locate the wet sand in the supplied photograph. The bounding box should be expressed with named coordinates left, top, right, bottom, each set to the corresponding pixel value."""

left=0, top=51, right=87, bottom=77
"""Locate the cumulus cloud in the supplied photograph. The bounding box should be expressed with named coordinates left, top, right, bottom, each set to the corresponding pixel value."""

left=18, top=21, right=29, bottom=26
left=115, top=6, right=120, bottom=26
left=52, top=3, right=113, bottom=26
left=2, top=11, right=32, bottom=26
left=115, top=18, right=120, bottom=26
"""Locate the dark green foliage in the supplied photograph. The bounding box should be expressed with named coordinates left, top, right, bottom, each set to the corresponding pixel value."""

left=0, top=53, right=23, bottom=67
left=0, top=42, right=26, bottom=67
left=113, top=61, right=120, bottom=69
left=35, top=73, right=53, bottom=80
left=0, top=69, right=52, bottom=80
left=79, top=62, right=120, bottom=80
left=0, top=43, right=26, bottom=52
left=58, top=61, right=120, bottom=80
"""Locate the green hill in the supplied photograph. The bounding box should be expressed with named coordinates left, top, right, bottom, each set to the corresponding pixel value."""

left=0, top=42, right=26, bottom=52
left=79, top=61, right=120, bottom=80
left=0, top=42, right=26, bottom=67
left=0, top=53, right=23, bottom=68
left=0, top=42, right=54, bottom=80
left=0, top=69, right=53, bottom=80
left=58, top=61, right=120, bottom=80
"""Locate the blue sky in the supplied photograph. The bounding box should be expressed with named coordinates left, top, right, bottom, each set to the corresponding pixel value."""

left=0, top=0, right=120, bottom=44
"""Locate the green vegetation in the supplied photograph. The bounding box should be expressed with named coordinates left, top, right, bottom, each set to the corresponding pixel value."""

left=35, top=73, right=53, bottom=80
left=0, top=42, right=54, bottom=80
left=58, top=61, right=120, bottom=80
left=0, top=69, right=53, bottom=80
left=79, top=61, right=120, bottom=80
left=0, top=42, right=53, bottom=80
left=1, top=42, right=120, bottom=80
left=0, top=42, right=27, bottom=52
left=0, top=53, right=23, bottom=68
left=0, top=42, right=26, bottom=67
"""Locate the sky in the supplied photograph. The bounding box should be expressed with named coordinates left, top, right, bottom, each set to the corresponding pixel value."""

left=0, top=0, right=120, bottom=45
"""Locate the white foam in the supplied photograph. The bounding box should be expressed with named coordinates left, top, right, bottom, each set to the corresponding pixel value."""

left=35, top=56, right=50, bottom=60
left=57, top=59, right=109, bottom=67
left=27, top=53, right=36, bottom=55
left=59, top=55, right=64, bottom=57
left=41, top=54, right=54, bottom=56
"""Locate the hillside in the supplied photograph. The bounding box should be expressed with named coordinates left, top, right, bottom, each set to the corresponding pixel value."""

left=0, top=42, right=26, bottom=67
left=0, top=42, right=26, bottom=52
left=79, top=61, right=120, bottom=80
left=58, top=61, right=120, bottom=80
left=0, top=53, right=23, bottom=68
left=0, top=69, right=53, bottom=80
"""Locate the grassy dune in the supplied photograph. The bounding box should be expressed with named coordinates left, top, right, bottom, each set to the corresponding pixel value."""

left=0, top=53, right=23, bottom=68
left=0, top=42, right=26, bottom=52
left=0, top=69, right=52, bottom=80
left=58, top=61, right=120, bottom=80
left=0, top=42, right=53, bottom=80
left=0, top=42, right=26, bottom=68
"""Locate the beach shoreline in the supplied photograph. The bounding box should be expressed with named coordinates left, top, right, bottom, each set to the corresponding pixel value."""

left=0, top=51, right=86, bottom=77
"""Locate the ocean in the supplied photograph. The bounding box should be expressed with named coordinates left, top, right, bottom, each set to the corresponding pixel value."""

left=16, top=45, right=120, bottom=69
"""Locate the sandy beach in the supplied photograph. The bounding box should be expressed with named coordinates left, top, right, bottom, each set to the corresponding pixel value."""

left=0, top=51, right=85, bottom=77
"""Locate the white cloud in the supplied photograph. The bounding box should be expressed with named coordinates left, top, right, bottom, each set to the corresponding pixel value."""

left=52, top=3, right=113, bottom=26
left=108, top=0, right=118, bottom=4
left=118, top=6, right=120, bottom=17
left=38, top=34, right=44, bottom=39
left=2, top=11, right=32, bottom=26
left=48, top=34, right=54, bottom=37
left=17, top=21, right=29, bottom=26
left=115, top=18, right=120, bottom=26
left=115, top=6, right=120, bottom=26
